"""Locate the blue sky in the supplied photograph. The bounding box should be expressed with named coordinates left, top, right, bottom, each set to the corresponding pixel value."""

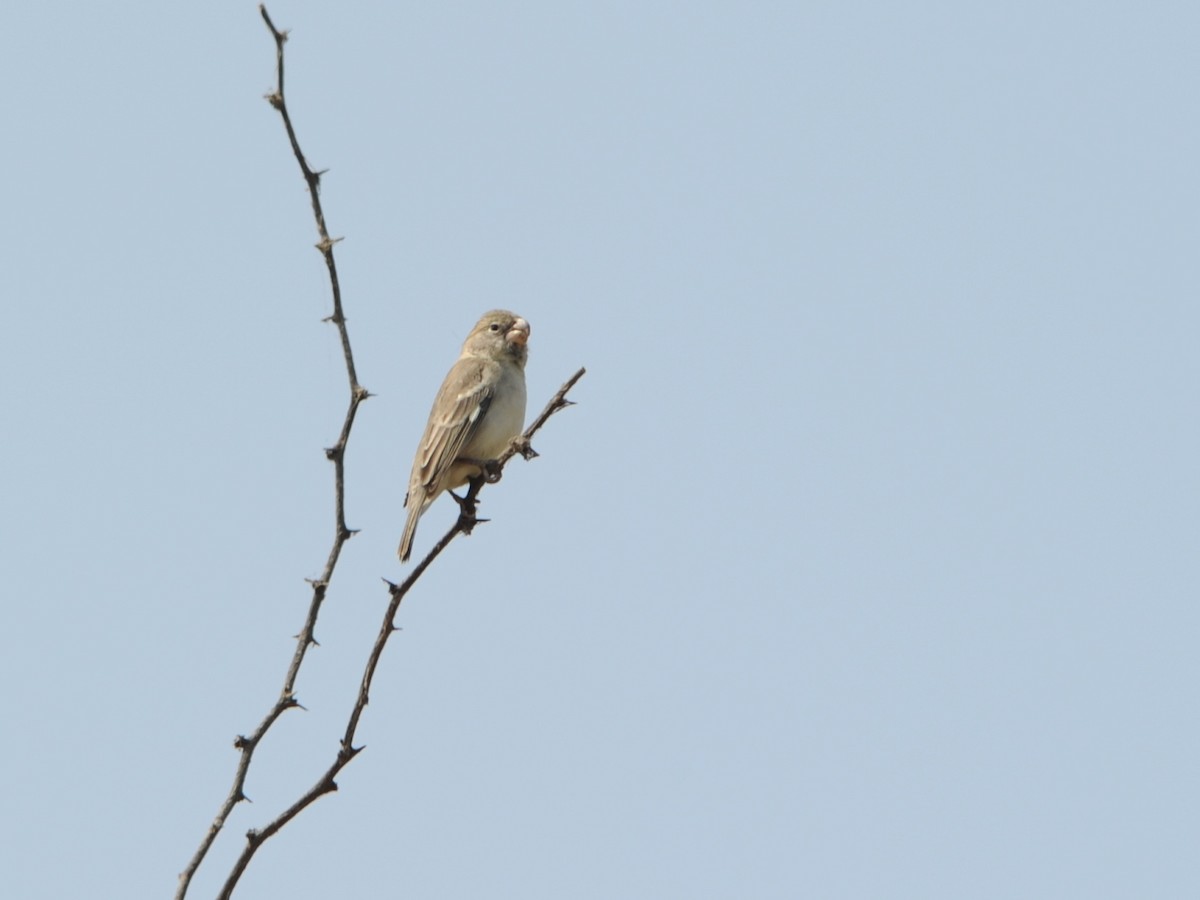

left=2, top=2, right=1197, bottom=897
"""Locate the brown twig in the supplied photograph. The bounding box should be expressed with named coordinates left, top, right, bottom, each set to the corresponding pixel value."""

left=213, top=366, right=585, bottom=900
left=180, top=8, right=584, bottom=898
left=349, top=366, right=586, bottom=734
left=174, top=6, right=366, bottom=898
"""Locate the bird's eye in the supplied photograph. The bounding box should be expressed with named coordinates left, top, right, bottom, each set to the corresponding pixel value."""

left=489, top=323, right=502, bottom=332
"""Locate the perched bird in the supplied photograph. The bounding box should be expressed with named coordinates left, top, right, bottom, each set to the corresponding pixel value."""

left=398, top=310, right=530, bottom=561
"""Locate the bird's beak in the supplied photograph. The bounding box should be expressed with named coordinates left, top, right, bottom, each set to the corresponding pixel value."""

left=507, top=317, right=530, bottom=346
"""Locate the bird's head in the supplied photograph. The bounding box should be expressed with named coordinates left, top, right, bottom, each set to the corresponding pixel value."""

left=465, top=310, right=530, bottom=365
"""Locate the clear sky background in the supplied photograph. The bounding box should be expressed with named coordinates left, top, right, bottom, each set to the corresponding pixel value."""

left=2, top=2, right=1197, bottom=897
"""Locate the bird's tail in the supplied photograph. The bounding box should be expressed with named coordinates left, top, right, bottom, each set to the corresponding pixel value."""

left=397, top=501, right=422, bottom=562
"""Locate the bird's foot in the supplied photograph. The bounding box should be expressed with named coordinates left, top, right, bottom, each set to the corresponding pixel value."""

left=458, top=457, right=504, bottom=483
left=452, top=477, right=490, bottom=535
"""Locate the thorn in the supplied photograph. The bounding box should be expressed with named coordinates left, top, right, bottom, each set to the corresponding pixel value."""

left=382, top=577, right=399, bottom=589
left=459, top=515, right=490, bottom=536
left=512, top=436, right=539, bottom=460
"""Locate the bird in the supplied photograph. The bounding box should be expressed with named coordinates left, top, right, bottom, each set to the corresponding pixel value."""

left=398, top=310, right=530, bottom=562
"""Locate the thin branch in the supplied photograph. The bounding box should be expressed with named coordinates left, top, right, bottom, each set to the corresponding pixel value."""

left=350, top=366, right=587, bottom=737
left=213, top=368, right=585, bottom=900
left=174, top=7, right=366, bottom=898
left=182, top=7, right=584, bottom=899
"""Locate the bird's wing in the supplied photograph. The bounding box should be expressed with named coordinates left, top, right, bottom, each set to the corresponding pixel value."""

left=409, top=359, right=495, bottom=498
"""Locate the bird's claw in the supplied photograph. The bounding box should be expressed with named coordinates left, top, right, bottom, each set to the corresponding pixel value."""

left=450, top=474, right=492, bottom=535
left=458, top=457, right=504, bottom=483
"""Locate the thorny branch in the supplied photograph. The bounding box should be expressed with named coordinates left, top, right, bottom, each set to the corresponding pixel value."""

left=214, top=367, right=584, bottom=900
left=345, top=367, right=586, bottom=742
left=174, top=6, right=366, bottom=898
left=178, top=8, right=584, bottom=899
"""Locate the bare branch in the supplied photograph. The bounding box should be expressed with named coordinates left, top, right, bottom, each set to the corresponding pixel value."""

left=211, top=368, right=586, bottom=900
left=178, top=8, right=584, bottom=899
left=346, top=367, right=587, bottom=741
left=208, top=367, right=588, bottom=900
left=174, top=7, right=366, bottom=898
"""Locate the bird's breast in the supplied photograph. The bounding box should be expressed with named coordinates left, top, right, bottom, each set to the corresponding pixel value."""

left=467, top=364, right=527, bottom=459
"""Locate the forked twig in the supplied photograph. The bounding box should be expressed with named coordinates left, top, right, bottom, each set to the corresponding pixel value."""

left=178, top=9, right=585, bottom=899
